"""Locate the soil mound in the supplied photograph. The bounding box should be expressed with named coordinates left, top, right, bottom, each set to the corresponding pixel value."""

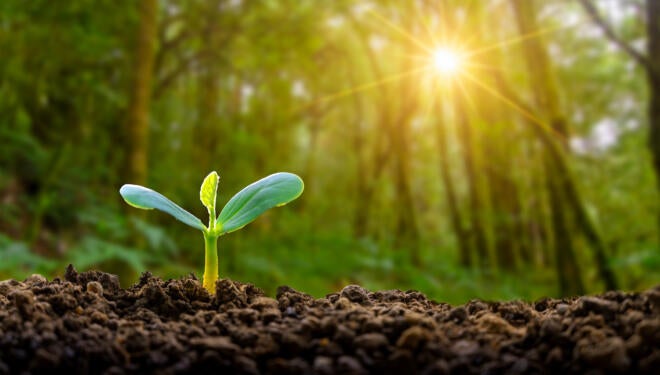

left=0, top=265, right=658, bottom=374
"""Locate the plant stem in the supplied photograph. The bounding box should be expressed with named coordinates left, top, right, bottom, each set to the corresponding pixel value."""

left=202, top=232, right=219, bottom=293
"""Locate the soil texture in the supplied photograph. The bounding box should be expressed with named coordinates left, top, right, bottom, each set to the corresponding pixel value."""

left=0, top=265, right=658, bottom=374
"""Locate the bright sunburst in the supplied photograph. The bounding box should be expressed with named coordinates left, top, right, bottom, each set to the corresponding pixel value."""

left=432, top=47, right=463, bottom=75
left=310, top=6, right=579, bottom=135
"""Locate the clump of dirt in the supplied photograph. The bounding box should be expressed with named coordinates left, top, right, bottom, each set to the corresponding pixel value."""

left=0, top=265, right=658, bottom=374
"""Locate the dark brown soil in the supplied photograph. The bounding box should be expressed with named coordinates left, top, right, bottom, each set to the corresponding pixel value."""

left=0, top=266, right=658, bottom=374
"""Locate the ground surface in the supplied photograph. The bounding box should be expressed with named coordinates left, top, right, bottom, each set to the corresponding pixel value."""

left=0, top=266, right=658, bottom=374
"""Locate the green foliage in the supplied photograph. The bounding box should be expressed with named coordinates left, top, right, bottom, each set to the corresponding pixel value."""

left=0, top=234, right=57, bottom=275
left=120, top=171, right=304, bottom=292
left=68, top=237, right=148, bottom=273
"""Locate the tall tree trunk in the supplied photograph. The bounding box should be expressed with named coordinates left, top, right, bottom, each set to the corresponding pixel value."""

left=349, top=79, right=370, bottom=238
left=547, top=169, right=585, bottom=295
left=513, top=0, right=617, bottom=291
left=347, top=13, right=395, bottom=240
left=454, top=90, right=491, bottom=268
left=436, top=97, right=472, bottom=267
left=195, top=3, right=223, bottom=174
left=514, top=0, right=582, bottom=294
left=647, top=0, right=660, bottom=236
left=476, top=0, right=530, bottom=270
left=300, top=103, right=322, bottom=214
left=125, top=0, right=158, bottom=185
left=348, top=6, right=423, bottom=252
left=491, top=73, right=537, bottom=266
left=474, top=29, right=524, bottom=270
left=485, top=121, right=519, bottom=270
left=196, top=66, right=220, bottom=173
left=390, top=9, right=422, bottom=267
left=392, top=84, right=421, bottom=266
left=579, top=0, right=660, bottom=262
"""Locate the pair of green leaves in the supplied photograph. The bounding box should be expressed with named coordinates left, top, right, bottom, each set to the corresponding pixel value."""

left=119, top=172, right=304, bottom=235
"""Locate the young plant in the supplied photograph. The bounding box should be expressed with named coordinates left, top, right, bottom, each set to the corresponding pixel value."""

left=119, top=171, right=304, bottom=293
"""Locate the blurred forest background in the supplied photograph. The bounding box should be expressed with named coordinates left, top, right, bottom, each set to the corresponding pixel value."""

left=1, top=0, right=659, bottom=304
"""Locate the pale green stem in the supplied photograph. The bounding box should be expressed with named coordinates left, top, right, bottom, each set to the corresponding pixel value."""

left=202, top=232, right=219, bottom=293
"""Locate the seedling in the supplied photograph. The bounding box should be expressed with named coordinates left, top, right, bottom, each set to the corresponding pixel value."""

left=119, top=171, right=304, bottom=293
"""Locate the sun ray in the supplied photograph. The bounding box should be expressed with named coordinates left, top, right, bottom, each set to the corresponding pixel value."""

left=455, top=75, right=479, bottom=116
left=465, top=19, right=585, bottom=59
left=366, top=9, right=434, bottom=54
left=460, top=61, right=508, bottom=72
left=460, top=70, right=566, bottom=143
left=412, top=1, right=439, bottom=48
left=315, top=65, right=432, bottom=106
left=299, top=3, right=584, bottom=130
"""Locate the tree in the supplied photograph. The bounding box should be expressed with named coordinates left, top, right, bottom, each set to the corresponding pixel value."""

left=453, top=87, right=491, bottom=269
left=125, top=0, right=158, bottom=186
left=579, top=0, right=660, bottom=237
left=435, top=95, right=473, bottom=267
left=513, top=0, right=617, bottom=293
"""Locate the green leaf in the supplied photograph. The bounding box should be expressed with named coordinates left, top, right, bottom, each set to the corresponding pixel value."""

left=119, top=184, right=205, bottom=230
left=216, top=172, right=304, bottom=234
left=200, top=171, right=219, bottom=214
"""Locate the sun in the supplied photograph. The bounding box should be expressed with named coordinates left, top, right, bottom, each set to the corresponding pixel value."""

left=432, top=47, right=463, bottom=75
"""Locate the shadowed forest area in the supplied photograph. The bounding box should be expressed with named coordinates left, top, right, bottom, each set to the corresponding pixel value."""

left=1, top=0, right=659, bottom=304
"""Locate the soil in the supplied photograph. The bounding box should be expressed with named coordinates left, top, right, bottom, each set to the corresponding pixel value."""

left=0, top=266, right=658, bottom=374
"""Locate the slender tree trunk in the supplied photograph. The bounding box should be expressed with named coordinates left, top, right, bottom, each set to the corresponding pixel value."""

left=528, top=142, right=552, bottom=267
left=300, top=103, right=322, bottom=214
left=195, top=9, right=221, bottom=174
left=454, top=90, right=490, bottom=268
left=390, top=11, right=422, bottom=267
left=353, top=170, right=370, bottom=238
left=436, top=98, right=472, bottom=267
left=355, top=105, right=393, bottom=241
left=497, top=70, right=618, bottom=287
left=514, top=0, right=584, bottom=294
left=391, top=89, right=421, bottom=266
left=513, top=0, right=617, bottom=291
left=647, top=0, right=660, bottom=235
left=547, top=168, right=585, bottom=295
left=350, top=88, right=370, bottom=238
left=437, top=0, right=493, bottom=269
left=125, top=0, right=158, bottom=185
left=485, top=122, right=519, bottom=270
left=580, top=0, right=660, bottom=236
left=196, top=68, right=219, bottom=173
left=453, top=0, right=527, bottom=271
left=491, top=73, right=536, bottom=265
left=477, top=58, right=523, bottom=270
left=348, top=13, right=394, bottom=240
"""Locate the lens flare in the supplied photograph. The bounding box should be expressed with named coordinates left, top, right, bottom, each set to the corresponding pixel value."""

left=432, top=48, right=462, bottom=74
